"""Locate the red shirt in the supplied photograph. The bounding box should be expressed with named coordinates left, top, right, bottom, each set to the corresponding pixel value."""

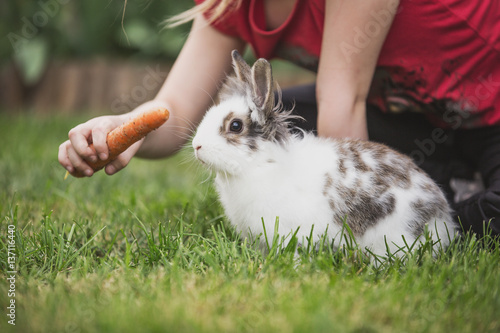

left=195, top=0, right=500, bottom=129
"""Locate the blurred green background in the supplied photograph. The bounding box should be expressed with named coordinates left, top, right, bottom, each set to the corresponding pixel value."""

left=0, top=0, right=193, bottom=113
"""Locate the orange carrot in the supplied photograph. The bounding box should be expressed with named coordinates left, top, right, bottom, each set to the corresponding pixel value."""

left=68, top=107, right=169, bottom=178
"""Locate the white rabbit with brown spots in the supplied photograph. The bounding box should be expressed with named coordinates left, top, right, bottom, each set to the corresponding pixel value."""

left=192, top=50, right=456, bottom=258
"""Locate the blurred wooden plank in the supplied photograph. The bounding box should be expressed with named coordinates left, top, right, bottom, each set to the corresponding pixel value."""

left=0, top=63, right=24, bottom=112
left=0, top=59, right=312, bottom=114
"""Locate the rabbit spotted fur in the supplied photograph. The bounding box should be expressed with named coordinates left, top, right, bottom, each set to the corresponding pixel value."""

left=192, top=50, right=456, bottom=257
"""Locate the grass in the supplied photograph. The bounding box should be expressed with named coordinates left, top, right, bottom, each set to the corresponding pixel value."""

left=0, top=112, right=499, bottom=333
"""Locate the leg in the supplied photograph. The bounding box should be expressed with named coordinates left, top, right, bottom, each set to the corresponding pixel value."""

left=453, top=127, right=500, bottom=236
left=280, top=83, right=318, bottom=133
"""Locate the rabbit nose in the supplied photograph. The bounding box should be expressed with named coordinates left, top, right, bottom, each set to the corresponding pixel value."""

left=195, top=145, right=202, bottom=151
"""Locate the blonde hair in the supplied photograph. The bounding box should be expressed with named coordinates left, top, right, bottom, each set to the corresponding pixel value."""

left=165, top=0, right=243, bottom=28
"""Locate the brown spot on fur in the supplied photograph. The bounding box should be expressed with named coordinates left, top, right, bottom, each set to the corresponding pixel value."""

left=220, top=112, right=244, bottom=146
left=409, top=196, right=449, bottom=238
left=338, top=158, right=347, bottom=175
left=246, top=116, right=263, bottom=151
left=336, top=182, right=356, bottom=200
left=220, top=112, right=235, bottom=136
left=331, top=184, right=396, bottom=236
left=378, top=162, right=412, bottom=189
left=420, top=181, right=436, bottom=194
left=369, top=142, right=391, bottom=160
left=247, top=138, right=258, bottom=151
left=336, top=142, right=349, bottom=160
left=351, top=148, right=371, bottom=172
left=323, top=173, right=334, bottom=196
left=374, top=175, right=390, bottom=193
left=322, top=173, right=339, bottom=214
left=410, top=199, right=431, bottom=237
left=354, top=192, right=395, bottom=233
left=329, top=199, right=336, bottom=210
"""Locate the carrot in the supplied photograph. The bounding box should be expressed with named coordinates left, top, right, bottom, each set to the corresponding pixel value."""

left=67, top=107, right=169, bottom=178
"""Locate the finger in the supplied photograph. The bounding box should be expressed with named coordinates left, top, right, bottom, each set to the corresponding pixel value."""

left=104, top=155, right=127, bottom=175
left=67, top=145, right=94, bottom=177
left=68, top=124, right=97, bottom=163
left=58, top=141, right=74, bottom=173
left=92, top=118, right=120, bottom=161
left=104, top=140, right=141, bottom=175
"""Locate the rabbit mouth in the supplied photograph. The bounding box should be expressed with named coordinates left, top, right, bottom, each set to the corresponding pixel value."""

left=193, top=144, right=244, bottom=174
left=194, top=150, right=220, bottom=171
left=196, top=153, right=242, bottom=175
left=194, top=151, right=207, bottom=165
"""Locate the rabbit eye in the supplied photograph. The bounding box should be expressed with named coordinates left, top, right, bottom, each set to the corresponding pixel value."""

left=229, top=119, right=243, bottom=133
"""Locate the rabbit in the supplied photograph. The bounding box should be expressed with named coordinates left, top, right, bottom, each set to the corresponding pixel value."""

left=192, top=50, right=456, bottom=258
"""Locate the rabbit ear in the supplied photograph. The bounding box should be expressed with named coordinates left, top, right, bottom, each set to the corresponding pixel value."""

left=231, top=50, right=252, bottom=85
left=251, top=58, right=275, bottom=114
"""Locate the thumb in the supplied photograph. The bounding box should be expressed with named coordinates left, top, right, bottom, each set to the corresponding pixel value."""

left=103, top=139, right=143, bottom=175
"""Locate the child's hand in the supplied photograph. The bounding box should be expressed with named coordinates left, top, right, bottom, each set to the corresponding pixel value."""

left=58, top=114, right=140, bottom=177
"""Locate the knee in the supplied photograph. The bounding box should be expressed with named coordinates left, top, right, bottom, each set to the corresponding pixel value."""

left=456, top=189, right=500, bottom=236
left=481, top=190, right=500, bottom=211
left=478, top=190, right=500, bottom=234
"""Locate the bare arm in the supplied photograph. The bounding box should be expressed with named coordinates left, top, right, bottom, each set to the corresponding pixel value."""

left=316, top=0, right=399, bottom=140
left=136, top=14, right=246, bottom=158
